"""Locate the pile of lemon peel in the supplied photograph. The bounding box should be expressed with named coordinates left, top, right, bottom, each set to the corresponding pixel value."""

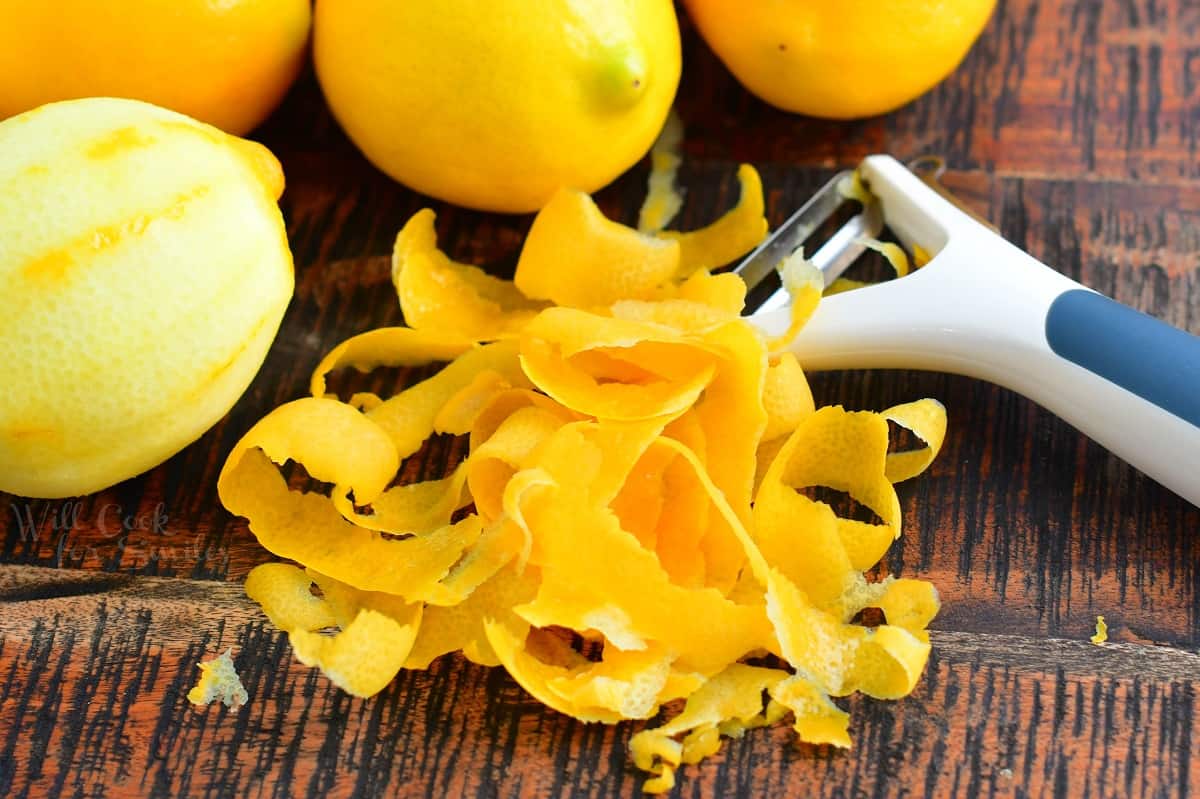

left=219, top=163, right=947, bottom=792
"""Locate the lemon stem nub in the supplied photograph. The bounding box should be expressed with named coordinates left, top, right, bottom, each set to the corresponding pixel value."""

left=594, top=42, right=649, bottom=107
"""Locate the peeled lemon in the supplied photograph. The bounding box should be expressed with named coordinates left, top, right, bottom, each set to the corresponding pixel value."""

left=0, top=98, right=294, bottom=498
left=313, top=0, right=681, bottom=213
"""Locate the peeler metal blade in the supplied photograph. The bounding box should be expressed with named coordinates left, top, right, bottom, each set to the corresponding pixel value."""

left=733, top=170, right=884, bottom=314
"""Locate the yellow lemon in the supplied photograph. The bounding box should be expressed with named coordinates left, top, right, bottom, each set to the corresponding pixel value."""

left=0, top=0, right=311, bottom=136
left=683, top=0, right=997, bottom=119
left=0, top=98, right=294, bottom=498
left=313, top=0, right=681, bottom=213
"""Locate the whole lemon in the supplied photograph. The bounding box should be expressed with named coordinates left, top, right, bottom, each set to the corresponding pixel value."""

left=0, top=98, right=294, bottom=498
left=0, top=0, right=311, bottom=135
left=314, top=0, right=681, bottom=213
left=684, top=0, right=996, bottom=119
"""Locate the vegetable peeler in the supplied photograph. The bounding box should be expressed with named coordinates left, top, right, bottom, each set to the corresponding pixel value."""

left=740, top=155, right=1200, bottom=507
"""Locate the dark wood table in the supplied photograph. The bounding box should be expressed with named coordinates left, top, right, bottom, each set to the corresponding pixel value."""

left=3, top=2, right=1200, bottom=797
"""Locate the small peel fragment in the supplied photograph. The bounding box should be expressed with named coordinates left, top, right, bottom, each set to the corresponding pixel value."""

left=770, top=674, right=850, bottom=748
left=630, top=664, right=787, bottom=792
left=187, top=649, right=248, bottom=711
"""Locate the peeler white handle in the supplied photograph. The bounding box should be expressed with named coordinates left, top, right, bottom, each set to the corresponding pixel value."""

left=754, top=156, right=1200, bottom=507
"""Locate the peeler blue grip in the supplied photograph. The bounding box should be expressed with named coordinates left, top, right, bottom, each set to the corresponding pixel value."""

left=1045, top=290, right=1200, bottom=428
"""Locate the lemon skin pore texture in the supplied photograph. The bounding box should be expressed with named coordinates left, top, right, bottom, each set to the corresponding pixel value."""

left=0, top=98, right=294, bottom=498
left=313, top=0, right=682, bottom=213
left=683, top=0, right=997, bottom=119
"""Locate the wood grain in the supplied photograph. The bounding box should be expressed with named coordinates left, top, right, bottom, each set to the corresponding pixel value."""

left=3, top=2, right=1200, bottom=797
left=2, top=566, right=1197, bottom=799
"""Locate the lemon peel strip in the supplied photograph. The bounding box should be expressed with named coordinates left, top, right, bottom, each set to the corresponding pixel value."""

left=515, top=188, right=681, bottom=308
left=405, top=561, right=540, bottom=669
left=882, top=398, right=948, bottom=483
left=638, top=111, right=685, bottom=234
left=272, top=571, right=426, bottom=697
left=657, top=164, right=768, bottom=277
left=824, top=277, right=871, bottom=296
left=874, top=578, right=941, bottom=635
left=510, top=482, right=770, bottom=672
left=291, top=605, right=422, bottom=697
left=484, top=619, right=627, bottom=724
left=838, top=171, right=873, bottom=205
left=858, top=237, right=911, bottom=278
left=546, top=643, right=676, bottom=720
left=332, top=461, right=471, bottom=535
left=393, top=209, right=545, bottom=339
left=245, top=562, right=337, bottom=632
left=761, top=352, right=815, bottom=441
left=218, top=399, right=483, bottom=603
left=365, top=340, right=530, bottom=458
left=768, top=251, right=824, bottom=351
left=310, top=326, right=475, bottom=399
left=913, top=243, right=934, bottom=268
left=769, top=674, right=850, bottom=748
left=519, top=337, right=717, bottom=423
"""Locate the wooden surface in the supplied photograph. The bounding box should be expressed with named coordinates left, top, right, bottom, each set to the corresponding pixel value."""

left=3, top=2, right=1200, bottom=796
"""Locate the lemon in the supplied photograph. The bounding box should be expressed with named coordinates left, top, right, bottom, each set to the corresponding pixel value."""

left=683, top=0, right=996, bottom=119
left=0, top=0, right=311, bottom=136
left=0, top=98, right=294, bottom=498
left=313, top=0, right=681, bottom=213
